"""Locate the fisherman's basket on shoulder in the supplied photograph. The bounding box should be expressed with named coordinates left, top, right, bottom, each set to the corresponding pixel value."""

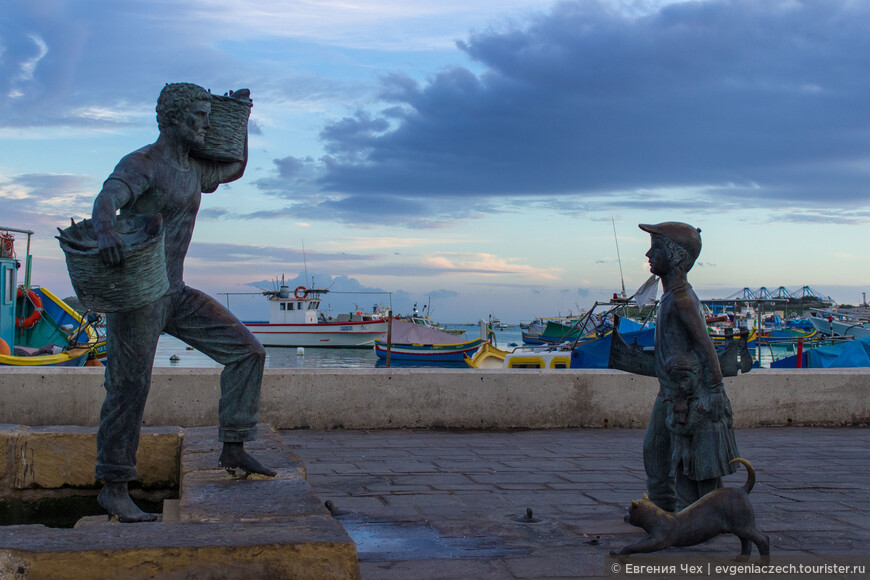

left=191, top=89, right=253, bottom=163
left=57, top=214, right=169, bottom=313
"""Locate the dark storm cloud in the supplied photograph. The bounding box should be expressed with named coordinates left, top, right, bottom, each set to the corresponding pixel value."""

left=305, top=0, right=870, bottom=212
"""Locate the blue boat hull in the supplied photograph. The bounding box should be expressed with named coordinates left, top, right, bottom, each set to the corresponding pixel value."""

left=374, top=338, right=484, bottom=362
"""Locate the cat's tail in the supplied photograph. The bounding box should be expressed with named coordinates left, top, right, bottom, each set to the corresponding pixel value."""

left=729, top=458, right=755, bottom=494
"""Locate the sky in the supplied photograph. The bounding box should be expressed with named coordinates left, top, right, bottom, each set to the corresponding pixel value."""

left=1, top=0, right=869, bottom=324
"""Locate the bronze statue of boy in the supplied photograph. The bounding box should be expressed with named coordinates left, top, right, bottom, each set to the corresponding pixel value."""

left=92, top=83, right=274, bottom=522
left=640, top=222, right=739, bottom=512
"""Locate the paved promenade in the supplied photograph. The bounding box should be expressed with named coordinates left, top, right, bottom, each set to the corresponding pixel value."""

left=280, top=427, right=870, bottom=579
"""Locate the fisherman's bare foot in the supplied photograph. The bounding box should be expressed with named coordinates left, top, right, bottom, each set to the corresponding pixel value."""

left=97, top=482, right=159, bottom=523
left=219, top=442, right=277, bottom=478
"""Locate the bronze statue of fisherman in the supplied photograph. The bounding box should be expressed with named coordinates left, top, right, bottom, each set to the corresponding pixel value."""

left=91, top=83, right=274, bottom=522
left=640, top=222, right=739, bottom=512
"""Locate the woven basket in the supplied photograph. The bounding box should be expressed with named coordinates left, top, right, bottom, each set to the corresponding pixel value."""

left=191, top=90, right=252, bottom=162
left=57, top=215, right=169, bottom=313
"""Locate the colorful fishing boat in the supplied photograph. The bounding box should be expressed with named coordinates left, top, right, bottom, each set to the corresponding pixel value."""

left=758, top=328, right=823, bottom=345
left=244, top=282, right=389, bottom=348
left=464, top=342, right=573, bottom=369
left=375, top=319, right=487, bottom=362
left=1, top=227, right=100, bottom=367
left=709, top=329, right=758, bottom=349
left=607, top=315, right=753, bottom=377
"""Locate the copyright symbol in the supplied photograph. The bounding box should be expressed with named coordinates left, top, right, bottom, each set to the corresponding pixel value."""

left=611, top=563, right=621, bottom=573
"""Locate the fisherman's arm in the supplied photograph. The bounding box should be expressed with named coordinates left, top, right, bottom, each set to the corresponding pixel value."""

left=92, top=179, right=133, bottom=266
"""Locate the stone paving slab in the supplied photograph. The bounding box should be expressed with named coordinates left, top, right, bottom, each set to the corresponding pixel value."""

left=0, top=519, right=359, bottom=579
left=281, top=427, right=870, bottom=579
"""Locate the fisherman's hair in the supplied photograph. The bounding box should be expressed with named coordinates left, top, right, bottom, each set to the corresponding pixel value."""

left=156, top=83, right=210, bottom=131
left=653, top=233, right=696, bottom=272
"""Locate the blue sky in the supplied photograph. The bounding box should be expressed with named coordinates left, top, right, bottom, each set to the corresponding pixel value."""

left=1, top=0, right=868, bottom=323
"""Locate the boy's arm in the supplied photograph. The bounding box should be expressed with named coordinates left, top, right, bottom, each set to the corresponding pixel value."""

left=675, top=295, right=728, bottom=418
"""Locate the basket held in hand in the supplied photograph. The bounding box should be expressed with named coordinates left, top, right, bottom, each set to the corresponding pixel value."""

left=57, top=214, right=169, bottom=313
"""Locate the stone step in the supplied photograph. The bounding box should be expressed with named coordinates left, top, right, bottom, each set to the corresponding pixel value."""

left=0, top=424, right=360, bottom=579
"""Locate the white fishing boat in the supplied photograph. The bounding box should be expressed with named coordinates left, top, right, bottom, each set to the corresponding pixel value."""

left=244, top=284, right=389, bottom=348
left=809, top=310, right=870, bottom=339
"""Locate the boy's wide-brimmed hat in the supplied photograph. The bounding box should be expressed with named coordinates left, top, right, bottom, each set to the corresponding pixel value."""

left=639, top=221, right=702, bottom=263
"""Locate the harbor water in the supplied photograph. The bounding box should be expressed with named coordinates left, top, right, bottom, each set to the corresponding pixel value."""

left=154, top=324, right=519, bottom=369
left=154, top=324, right=791, bottom=369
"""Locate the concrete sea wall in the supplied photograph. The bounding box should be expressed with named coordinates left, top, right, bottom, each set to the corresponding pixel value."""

left=0, top=368, right=867, bottom=429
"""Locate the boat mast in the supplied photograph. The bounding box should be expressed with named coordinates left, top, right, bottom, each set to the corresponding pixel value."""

left=612, top=217, right=626, bottom=299
left=301, top=238, right=310, bottom=289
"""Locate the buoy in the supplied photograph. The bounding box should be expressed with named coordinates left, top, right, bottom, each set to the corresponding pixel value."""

left=0, top=338, right=10, bottom=356
left=296, top=347, right=304, bottom=356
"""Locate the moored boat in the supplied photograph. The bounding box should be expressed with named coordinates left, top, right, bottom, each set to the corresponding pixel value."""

left=465, top=342, right=573, bottom=369
left=375, top=319, right=487, bottom=362
left=607, top=315, right=753, bottom=377
left=244, top=283, right=388, bottom=348
left=1, top=227, right=100, bottom=367
left=808, top=311, right=870, bottom=339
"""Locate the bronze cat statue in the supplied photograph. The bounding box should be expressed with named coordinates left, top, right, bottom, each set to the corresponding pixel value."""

left=612, top=458, right=769, bottom=556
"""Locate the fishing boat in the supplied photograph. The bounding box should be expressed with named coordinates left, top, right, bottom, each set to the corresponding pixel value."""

left=375, top=319, right=488, bottom=362
left=464, top=342, right=573, bottom=369
left=607, top=315, right=753, bottom=377
left=709, top=329, right=758, bottom=349
left=244, top=283, right=388, bottom=348
left=1, top=227, right=100, bottom=367
left=808, top=310, right=870, bottom=339
left=758, top=328, right=823, bottom=346
left=399, top=303, right=466, bottom=336
left=520, top=319, right=547, bottom=344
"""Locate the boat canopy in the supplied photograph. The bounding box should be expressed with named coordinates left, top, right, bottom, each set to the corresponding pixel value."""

left=388, top=319, right=462, bottom=345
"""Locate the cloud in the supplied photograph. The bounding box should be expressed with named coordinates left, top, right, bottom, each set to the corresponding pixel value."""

left=0, top=0, right=360, bottom=130
left=427, top=289, right=458, bottom=299
left=0, top=173, right=95, bottom=232
left=252, top=0, right=870, bottom=224
left=777, top=209, right=870, bottom=226
left=185, top=242, right=377, bottom=265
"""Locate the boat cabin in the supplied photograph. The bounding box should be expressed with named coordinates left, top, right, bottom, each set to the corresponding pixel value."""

left=1, top=255, right=17, bottom=350
left=267, top=285, right=321, bottom=325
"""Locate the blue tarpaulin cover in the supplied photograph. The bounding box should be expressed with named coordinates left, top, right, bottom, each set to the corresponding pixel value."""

left=771, top=336, right=870, bottom=368
left=570, top=328, right=655, bottom=369
left=806, top=336, right=870, bottom=368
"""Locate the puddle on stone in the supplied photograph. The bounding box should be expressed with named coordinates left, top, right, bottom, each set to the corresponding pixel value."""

left=339, top=518, right=526, bottom=561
